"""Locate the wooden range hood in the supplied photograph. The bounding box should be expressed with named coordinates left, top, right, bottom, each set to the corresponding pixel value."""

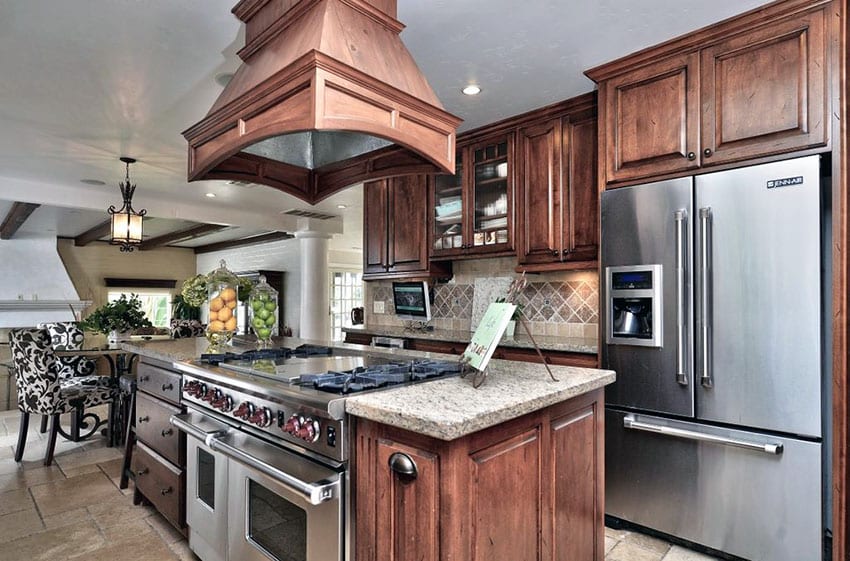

left=183, top=0, right=461, bottom=204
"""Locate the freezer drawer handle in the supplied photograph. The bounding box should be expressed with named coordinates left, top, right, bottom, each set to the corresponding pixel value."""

left=623, top=415, right=783, bottom=455
left=698, top=207, right=713, bottom=388
left=674, top=209, right=688, bottom=386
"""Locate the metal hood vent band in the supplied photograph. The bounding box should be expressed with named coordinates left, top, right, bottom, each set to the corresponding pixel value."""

left=183, top=0, right=461, bottom=205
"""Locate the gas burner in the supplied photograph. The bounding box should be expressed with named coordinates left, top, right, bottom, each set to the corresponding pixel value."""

left=302, top=360, right=460, bottom=394
left=200, top=347, right=294, bottom=365
left=292, top=344, right=333, bottom=356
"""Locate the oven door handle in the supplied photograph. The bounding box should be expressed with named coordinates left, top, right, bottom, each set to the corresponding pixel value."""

left=208, top=435, right=339, bottom=506
left=170, top=413, right=227, bottom=446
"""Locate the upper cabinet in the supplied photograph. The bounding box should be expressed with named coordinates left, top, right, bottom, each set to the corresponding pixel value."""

left=363, top=176, right=451, bottom=281
left=431, top=134, right=514, bottom=259
left=588, top=2, right=830, bottom=185
left=516, top=103, right=599, bottom=271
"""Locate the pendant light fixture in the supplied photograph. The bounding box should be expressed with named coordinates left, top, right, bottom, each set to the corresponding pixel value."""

left=108, top=156, right=146, bottom=252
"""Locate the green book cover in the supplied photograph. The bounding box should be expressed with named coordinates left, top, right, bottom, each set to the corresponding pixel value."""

left=462, top=302, right=517, bottom=371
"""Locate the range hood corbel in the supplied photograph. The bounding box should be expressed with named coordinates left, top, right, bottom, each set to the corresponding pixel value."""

left=184, top=0, right=462, bottom=204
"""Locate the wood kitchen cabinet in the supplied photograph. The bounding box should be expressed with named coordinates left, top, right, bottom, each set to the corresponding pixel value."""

left=516, top=108, right=599, bottom=271
left=363, top=175, right=451, bottom=280
left=355, top=388, right=605, bottom=561
left=132, top=357, right=186, bottom=532
left=431, top=134, right=514, bottom=259
left=588, top=2, right=830, bottom=184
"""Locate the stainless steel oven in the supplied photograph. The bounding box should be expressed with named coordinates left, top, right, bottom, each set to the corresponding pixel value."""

left=174, top=408, right=344, bottom=561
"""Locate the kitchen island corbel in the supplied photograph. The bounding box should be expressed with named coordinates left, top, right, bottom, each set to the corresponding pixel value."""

left=347, top=360, right=614, bottom=561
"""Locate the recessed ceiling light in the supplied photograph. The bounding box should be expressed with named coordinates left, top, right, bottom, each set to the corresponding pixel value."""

left=205, top=193, right=216, bottom=198
left=462, top=85, right=481, bottom=96
left=80, top=178, right=106, bottom=186
left=337, top=204, right=347, bottom=209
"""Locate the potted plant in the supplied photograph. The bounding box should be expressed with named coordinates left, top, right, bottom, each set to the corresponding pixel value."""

left=79, top=294, right=153, bottom=342
left=172, top=294, right=201, bottom=321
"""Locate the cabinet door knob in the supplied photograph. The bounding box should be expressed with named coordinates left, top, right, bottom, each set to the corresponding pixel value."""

left=161, top=383, right=173, bottom=392
left=551, top=249, right=559, bottom=257
left=138, top=416, right=149, bottom=423
left=161, top=428, right=173, bottom=437
left=388, top=452, right=418, bottom=480
left=160, top=487, right=173, bottom=495
left=703, top=148, right=713, bottom=157
left=136, top=468, right=148, bottom=476
left=687, top=152, right=696, bottom=161
left=139, top=375, right=150, bottom=382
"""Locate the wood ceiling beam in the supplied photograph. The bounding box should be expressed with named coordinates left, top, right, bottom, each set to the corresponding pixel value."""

left=193, top=231, right=293, bottom=254
left=139, top=223, right=228, bottom=251
left=0, top=202, right=40, bottom=239
left=74, top=219, right=112, bottom=246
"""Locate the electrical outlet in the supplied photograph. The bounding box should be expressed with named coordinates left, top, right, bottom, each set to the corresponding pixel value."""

left=373, top=300, right=385, bottom=314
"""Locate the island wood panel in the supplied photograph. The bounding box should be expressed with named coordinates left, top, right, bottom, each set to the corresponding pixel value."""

left=354, top=388, right=604, bottom=561
left=517, top=119, right=563, bottom=265
left=363, top=180, right=388, bottom=276
left=602, top=52, right=701, bottom=183
left=700, top=7, right=828, bottom=166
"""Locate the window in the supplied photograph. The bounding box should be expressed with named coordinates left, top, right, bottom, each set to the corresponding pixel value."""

left=107, top=290, right=172, bottom=328
left=329, top=271, right=363, bottom=341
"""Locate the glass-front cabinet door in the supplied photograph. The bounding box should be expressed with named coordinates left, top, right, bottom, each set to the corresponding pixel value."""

left=431, top=134, right=513, bottom=258
left=433, top=150, right=465, bottom=255
left=470, top=138, right=511, bottom=251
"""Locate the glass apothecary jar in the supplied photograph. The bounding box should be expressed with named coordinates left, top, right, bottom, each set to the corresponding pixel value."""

left=249, top=275, right=278, bottom=346
left=206, top=259, right=239, bottom=348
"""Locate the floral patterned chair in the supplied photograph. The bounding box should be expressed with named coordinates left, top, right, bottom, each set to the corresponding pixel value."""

left=170, top=318, right=205, bottom=339
left=8, top=328, right=118, bottom=466
left=37, top=321, right=97, bottom=378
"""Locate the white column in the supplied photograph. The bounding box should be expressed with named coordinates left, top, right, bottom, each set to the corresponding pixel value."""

left=296, top=231, right=331, bottom=340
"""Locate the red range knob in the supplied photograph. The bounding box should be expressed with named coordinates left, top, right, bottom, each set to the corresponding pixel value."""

left=211, top=394, right=233, bottom=412
left=202, top=389, right=220, bottom=403
left=234, top=402, right=254, bottom=420
left=297, top=418, right=320, bottom=443
left=248, top=407, right=272, bottom=427
left=282, top=414, right=301, bottom=435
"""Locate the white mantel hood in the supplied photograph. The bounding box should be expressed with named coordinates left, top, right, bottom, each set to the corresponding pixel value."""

left=0, top=234, right=90, bottom=328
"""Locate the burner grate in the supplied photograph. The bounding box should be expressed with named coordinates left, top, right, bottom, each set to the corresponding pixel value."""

left=304, top=360, right=461, bottom=394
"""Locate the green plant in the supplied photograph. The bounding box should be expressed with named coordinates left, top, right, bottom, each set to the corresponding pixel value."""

left=495, top=298, right=523, bottom=321
left=172, top=294, right=201, bottom=321
left=79, top=294, right=153, bottom=334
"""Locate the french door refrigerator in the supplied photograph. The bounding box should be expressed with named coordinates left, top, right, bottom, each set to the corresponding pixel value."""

left=601, top=155, right=825, bottom=561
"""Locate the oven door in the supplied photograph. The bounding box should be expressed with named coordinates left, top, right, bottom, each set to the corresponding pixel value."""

left=219, top=431, right=344, bottom=561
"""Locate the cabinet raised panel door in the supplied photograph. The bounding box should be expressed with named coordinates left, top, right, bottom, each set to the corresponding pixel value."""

left=602, top=52, right=701, bottom=183
left=363, top=180, right=388, bottom=275
left=517, top=119, right=563, bottom=264
left=387, top=175, right=429, bottom=272
left=563, top=116, right=599, bottom=261
left=700, top=8, right=828, bottom=166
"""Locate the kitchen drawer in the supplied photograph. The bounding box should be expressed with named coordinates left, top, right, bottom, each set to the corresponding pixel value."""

left=137, top=361, right=182, bottom=406
left=133, top=441, right=185, bottom=530
left=136, top=392, right=184, bottom=466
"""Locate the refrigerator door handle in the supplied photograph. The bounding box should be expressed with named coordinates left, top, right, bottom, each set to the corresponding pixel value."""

left=698, top=207, right=713, bottom=388
left=623, top=415, right=784, bottom=455
left=675, top=209, right=688, bottom=385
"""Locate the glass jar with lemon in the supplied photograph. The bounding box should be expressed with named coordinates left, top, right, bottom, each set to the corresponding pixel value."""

left=205, top=260, right=239, bottom=348
left=249, top=274, right=278, bottom=347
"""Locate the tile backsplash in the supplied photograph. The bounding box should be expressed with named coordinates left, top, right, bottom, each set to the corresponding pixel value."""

left=365, top=257, right=598, bottom=339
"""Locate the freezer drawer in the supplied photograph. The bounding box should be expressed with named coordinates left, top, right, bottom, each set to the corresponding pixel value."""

left=606, top=409, right=821, bottom=561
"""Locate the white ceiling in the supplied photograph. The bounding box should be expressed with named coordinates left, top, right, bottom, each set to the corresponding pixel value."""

left=0, top=0, right=768, bottom=252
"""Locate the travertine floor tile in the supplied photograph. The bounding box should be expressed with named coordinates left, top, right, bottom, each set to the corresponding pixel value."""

left=0, top=487, right=34, bottom=515
left=605, top=526, right=631, bottom=541
left=89, top=492, right=155, bottom=529
left=0, top=464, right=64, bottom=492
left=168, top=539, right=201, bottom=561
left=0, top=507, right=44, bottom=543
left=30, top=471, right=120, bottom=517
left=604, top=536, right=618, bottom=554
left=99, top=516, right=156, bottom=546
left=608, top=540, right=667, bottom=561
left=42, top=507, right=92, bottom=530
left=68, top=531, right=178, bottom=561
left=661, top=545, right=720, bottom=561
left=147, top=511, right=185, bottom=544
left=2, top=520, right=104, bottom=561
left=53, top=444, right=122, bottom=471
left=623, top=531, right=673, bottom=555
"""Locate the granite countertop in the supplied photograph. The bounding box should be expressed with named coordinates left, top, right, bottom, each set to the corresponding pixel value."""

left=345, top=361, right=614, bottom=440
left=343, top=325, right=598, bottom=354
left=121, top=336, right=614, bottom=442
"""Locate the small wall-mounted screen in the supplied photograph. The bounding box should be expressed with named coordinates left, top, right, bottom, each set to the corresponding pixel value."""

left=392, top=281, right=431, bottom=321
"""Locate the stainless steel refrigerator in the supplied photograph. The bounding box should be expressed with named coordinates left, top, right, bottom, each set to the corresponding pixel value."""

left=601, top=155, right=825, bottom=561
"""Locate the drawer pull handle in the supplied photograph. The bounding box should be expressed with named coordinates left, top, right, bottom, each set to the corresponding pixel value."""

left=138, top=416, right=150, bottom=423
left=139, top=375, right=150, bottom=382
left=160, top=487, right=173, bottom=495
left=161, top=428, right=173, bottom=437
left=161, top=383, right=173, bottom=392
left=388, top=452, right=418, bottom=480
left=136, top=468, right=148, bottom=476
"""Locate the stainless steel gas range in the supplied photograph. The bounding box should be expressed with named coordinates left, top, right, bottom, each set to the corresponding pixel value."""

left=170, top=344, right=460, bottom=561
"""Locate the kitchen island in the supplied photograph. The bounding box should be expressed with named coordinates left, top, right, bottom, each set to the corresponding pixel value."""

left=121, top=336, right=614, bottom=561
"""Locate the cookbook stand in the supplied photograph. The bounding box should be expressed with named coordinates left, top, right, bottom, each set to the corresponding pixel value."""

left=459, top=275, right=558, bottom=388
